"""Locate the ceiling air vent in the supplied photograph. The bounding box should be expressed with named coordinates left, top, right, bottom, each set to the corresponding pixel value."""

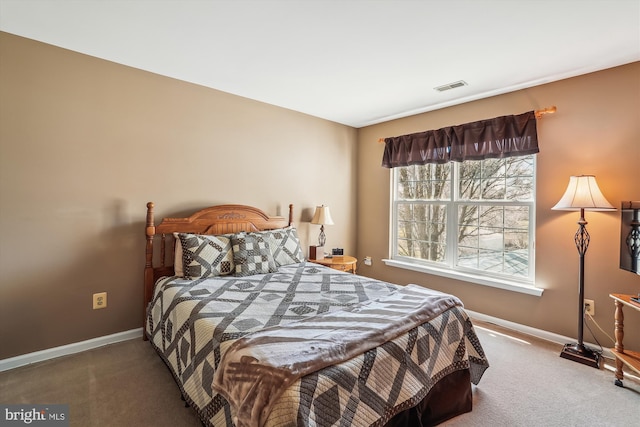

left=434, top=80, right=468, bottom=92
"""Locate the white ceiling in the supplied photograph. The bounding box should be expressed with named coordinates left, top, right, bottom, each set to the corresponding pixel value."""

left=1, top=0, right=639, bottom=128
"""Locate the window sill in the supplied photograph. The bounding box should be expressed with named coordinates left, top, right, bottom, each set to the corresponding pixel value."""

left=382, top=258, right=544, bottom=297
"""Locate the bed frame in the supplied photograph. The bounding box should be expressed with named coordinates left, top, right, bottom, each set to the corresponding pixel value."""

left=143, top=202, right=294, bottom=333
left=143, top=202, right=479, bottom=426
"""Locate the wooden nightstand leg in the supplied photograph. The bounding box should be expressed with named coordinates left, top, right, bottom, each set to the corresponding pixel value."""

left=613, top=300, right=624, bottom=386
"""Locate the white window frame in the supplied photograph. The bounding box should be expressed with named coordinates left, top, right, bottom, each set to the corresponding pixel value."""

left=383, top=156, right=542, bottom=296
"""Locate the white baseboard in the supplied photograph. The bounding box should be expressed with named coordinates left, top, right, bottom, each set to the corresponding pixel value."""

left=466, top=309, right=614, bottom=360
left=0, top=328, right=143, bottom=372
left=0, top=311, right=614, bottom=373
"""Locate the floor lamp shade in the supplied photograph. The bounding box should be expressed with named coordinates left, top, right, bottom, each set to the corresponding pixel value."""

left=552, top=175, right=615, bottom=211
left=552, top=175, right=615, bottom=368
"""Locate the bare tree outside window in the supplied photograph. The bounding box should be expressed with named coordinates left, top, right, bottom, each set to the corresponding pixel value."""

left=393, top=155, right=535, bottom=282
left=397, top=163, right=450, bottom=262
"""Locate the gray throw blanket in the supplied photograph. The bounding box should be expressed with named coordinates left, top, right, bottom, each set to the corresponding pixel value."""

left=212, top=285, right=462, bottom=427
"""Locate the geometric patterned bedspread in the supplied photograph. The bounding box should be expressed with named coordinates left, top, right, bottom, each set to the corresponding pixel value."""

left=146, top=262, right=489, bottom=427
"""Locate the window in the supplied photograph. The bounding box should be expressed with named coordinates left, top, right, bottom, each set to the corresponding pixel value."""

left=389, top=155, right=536, bottom=290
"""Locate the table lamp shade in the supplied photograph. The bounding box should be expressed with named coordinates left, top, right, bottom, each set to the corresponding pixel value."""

left=552, top=175, right=615, bottom=211
left=311, top=206, right=334, bottom=225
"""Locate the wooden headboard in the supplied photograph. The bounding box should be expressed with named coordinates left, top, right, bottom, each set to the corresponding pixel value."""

left=143, top=202, right=294, bottom=331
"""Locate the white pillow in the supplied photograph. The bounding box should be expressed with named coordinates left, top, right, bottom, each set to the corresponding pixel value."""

left=173, top=233, right=184, bottom=277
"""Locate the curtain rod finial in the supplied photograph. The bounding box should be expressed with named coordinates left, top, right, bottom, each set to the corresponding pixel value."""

left=535, top=106, right=557, bottom=118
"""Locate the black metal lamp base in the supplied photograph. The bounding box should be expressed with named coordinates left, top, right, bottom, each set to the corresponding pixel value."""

left=560, top=343, right=601, bottom=368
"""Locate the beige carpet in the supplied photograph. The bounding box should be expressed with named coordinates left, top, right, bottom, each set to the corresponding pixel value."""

left=1, top=322, right=638, bottom=426
left=441, top=323, right=640, bottom=426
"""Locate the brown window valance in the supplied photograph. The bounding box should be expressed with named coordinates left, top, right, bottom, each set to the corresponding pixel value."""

left=381, top=110, right=539, bottom=168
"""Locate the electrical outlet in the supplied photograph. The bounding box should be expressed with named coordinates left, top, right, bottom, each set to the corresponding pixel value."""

left=93, top=292, right=107, bottom=310
left=584, top=299, right=595, bottom=316
left=364, top=256, right=372, bottom=266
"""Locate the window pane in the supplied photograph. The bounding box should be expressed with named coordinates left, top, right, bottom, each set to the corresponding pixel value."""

left=505, top=247, right=529, bottom=277
left=505, top=230, right=528, bottom=251
left=457, top=247, right=479, bottom=269
left=456, top=203, right=530, bottom=278
left=482, top=177, right=506, bottom=199
left=504, top=206, right=529, bottom=230
left=458, top=226, right=478, bottom=248
left=480, top=249, right=505, bottom=273
left=506, top=155, right=534, bottom=175
left=397, top=164, right=450, bottom=200
left=396, top=203, right=447, bottom=262
left=506, top=176, right=533, bottom=200
left=459, top=161, right=481, bottom=200
left=458, top=204, right=479, bottom=226
left=460, top=157, right=534, bottom=201
left=481, top=159, right=506, bottom=200
left=479, top=206, right=504, bottom=227
left=505, top=156, right=534, bottom=200
left=478, top=227, right=504, bottom=251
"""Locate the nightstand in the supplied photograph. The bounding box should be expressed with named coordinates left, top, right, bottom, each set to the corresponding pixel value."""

left=309, top=255, right=357, bottom=274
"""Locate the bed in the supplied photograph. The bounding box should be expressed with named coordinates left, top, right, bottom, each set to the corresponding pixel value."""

left=143, top=202, right=489, bottom=427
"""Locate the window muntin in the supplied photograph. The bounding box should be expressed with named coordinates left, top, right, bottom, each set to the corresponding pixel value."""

left=392, top=155, right=535, bottom=285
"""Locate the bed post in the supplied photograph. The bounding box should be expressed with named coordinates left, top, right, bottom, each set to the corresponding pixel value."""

left=143, top=202, right=156, bottom=340
left=288, top=204, right=294, bottom=227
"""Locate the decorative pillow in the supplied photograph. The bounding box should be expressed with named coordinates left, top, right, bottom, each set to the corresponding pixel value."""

left=177, top=233, right=234, bottom=279
left=252, top=226, right=305, bottom=266
left=231, top=232, right=277, bottom=277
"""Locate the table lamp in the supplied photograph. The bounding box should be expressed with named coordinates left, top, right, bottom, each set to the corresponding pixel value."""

left=310, top=205, right=334, bottom=259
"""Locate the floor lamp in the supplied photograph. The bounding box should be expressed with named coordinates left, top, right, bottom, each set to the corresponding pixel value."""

left=552, top=175, right=615, bottom=368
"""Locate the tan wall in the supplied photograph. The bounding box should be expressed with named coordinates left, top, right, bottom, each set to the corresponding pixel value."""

left=0, top=32, right=357, bottom=359
left=357, top=62, right=640, bottom=351
left=2, top=30, right=638, bottom=361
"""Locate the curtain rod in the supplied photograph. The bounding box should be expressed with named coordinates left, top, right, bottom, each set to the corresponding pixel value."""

left=377, top=106, right=556, bottom=143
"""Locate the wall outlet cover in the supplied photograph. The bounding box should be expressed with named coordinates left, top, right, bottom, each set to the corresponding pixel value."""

left=93, top=292, right=107, bottom=310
